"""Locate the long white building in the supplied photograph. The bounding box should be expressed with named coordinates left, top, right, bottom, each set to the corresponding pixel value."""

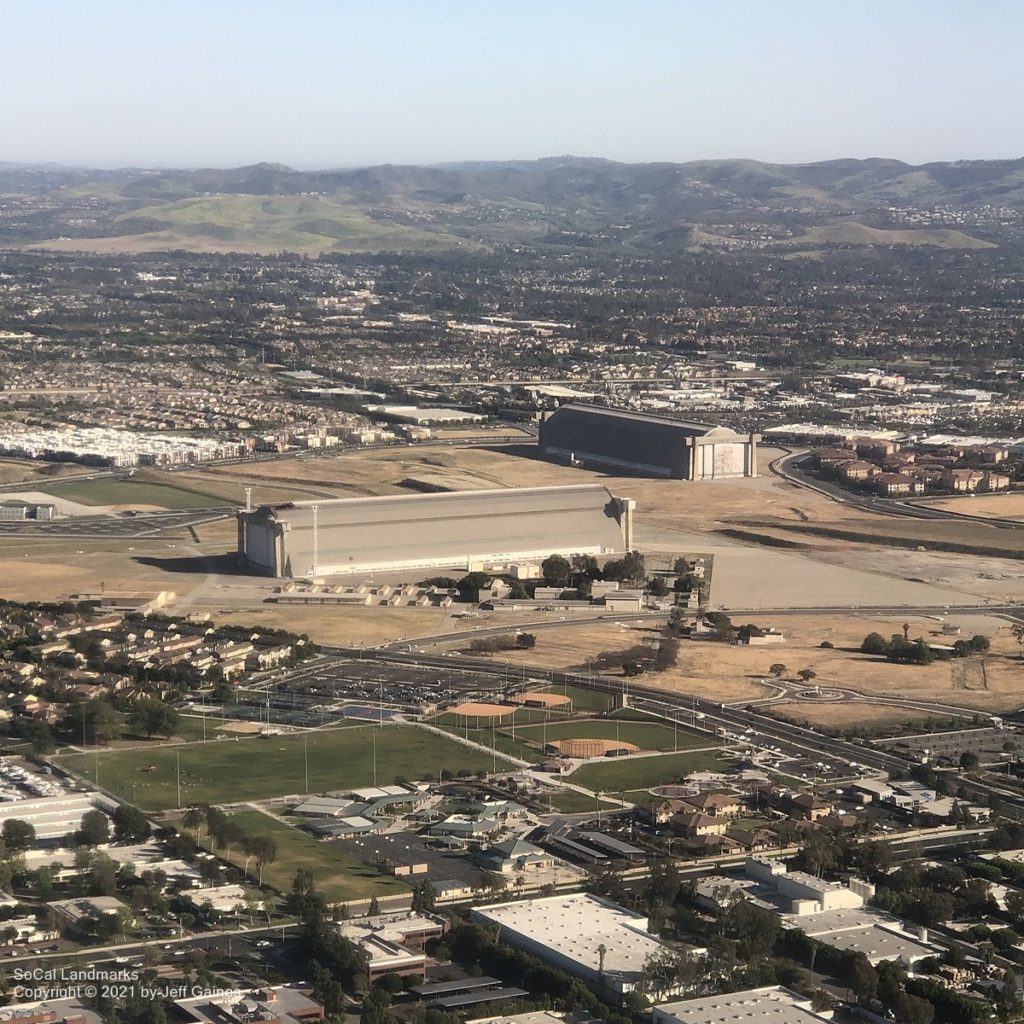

left=238, top=485, right=635, bottom=578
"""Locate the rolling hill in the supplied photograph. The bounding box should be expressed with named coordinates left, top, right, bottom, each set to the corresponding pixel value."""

left=7, top=155, right=1024, bottom=254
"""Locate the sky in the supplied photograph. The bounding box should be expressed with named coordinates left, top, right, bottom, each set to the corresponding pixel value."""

left=6, top=0, right=1024, bottom=169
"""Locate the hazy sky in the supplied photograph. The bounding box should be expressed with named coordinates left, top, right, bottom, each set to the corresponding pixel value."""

left=7, top=0, right=1023, bottom=168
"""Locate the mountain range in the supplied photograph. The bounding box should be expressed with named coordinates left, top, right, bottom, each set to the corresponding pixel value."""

left=5, top=156, right=1024, bottom=255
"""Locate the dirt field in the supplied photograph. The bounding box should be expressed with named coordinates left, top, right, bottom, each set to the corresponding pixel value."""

left=205, top=603, right=453, bottom=646
left=467, top=612, right=1024, bottom=712
left=766, top=702, right=966, bottom=731
left=921, top=493, right=1024, bottom=522
left=0, top=536, right=202, bottom=602
left=0, top=459, right=86, bottom=486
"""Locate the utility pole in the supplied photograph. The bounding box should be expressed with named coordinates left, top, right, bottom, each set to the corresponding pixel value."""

left=304, top=734, right=309, bottom=794
left=176, top=748, right=182, bottom=808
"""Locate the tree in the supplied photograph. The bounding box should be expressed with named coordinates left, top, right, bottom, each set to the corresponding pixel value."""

left=647, top=577, right=669, bottom=598
left=861, top=632, right=890, bottom=656
left=360, top=986, right=391, bottom=1024
left=212, top=677, right=236, bottom=705
left=112, top=804, right=151, bottom=843
left=2, top=819, right=34, bottom=852
left=769, top=663, right=788, bottom=678
left=541, top=554, right=572, bottom=588
left=846, top=954, right=878, bottom=1005
left=515, top=633, right=537, bottom=649
left=66, top=698, right=122, bottom=745
left=795, top=829, right=840, bottom=877
left=246, top=836, right=278, bottom=884
left=25, top=720, right=55, bottom=754
left=457, top=571, right=492, bottom=602
left=959, top=751, right=979, bottom=771
left=623, top=661, right=645, bottom=677
left=895, top=992, right=934, bottom=1024
left=797, top=668, right=817, bottom=683
left=128, top=697, right=179, bottom=739
left=1012, top=623, right=1024, bottom=660
left=368, top=895, right=380, bottom=916
left=76, top=809, right=110, bottom=847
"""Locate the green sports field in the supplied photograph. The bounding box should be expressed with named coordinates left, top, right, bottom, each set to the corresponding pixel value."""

left=570, top=750, right=732, bottom=795
left=57, top=724, right=513, bottom=810
left=512, top=717, right=709, bottom=752
left=40, top=477, right=234, bottom=509
left=196, top=809, right=409, bottom=904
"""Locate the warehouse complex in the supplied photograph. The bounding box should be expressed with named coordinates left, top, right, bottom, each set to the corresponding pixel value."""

left=538, top=403, right=760, bottom=480
left=237, top=484, right=636, bottom=578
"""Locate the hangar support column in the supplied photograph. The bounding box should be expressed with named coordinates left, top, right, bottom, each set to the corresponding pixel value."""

left=616, top=497, right=636, bottom=550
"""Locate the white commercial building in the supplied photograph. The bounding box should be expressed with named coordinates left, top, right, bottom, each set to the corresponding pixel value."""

left=470, top=892, right=683, bottom=997
left=0, top=792, right=115, bottom=842
left=652, top=987, right=833, bottom=1024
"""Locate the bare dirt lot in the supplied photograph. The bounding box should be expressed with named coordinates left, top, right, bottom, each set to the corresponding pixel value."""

left=920, top=493, right=1024, bottom=522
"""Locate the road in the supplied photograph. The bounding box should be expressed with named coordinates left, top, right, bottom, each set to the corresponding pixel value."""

left=320, top=644, right=1024, bottom=817
left=774, top=451, right=1024, bottom=530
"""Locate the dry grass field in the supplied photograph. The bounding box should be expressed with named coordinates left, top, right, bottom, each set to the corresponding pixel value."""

left=766, top=702, right=966, bottom=731
left=461, top=612, right=1024, bottom=712
left=0, top=459, right=88, bottom=485
left=220, top=604, right=452, bottom=645
left=920, top=494, right=1024, bottom=522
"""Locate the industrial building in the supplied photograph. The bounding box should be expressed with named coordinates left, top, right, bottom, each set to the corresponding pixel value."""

left=538, top=404, right=759, bottom=479
left=651, top=987, right=831, bottom=1024
left=470, top=892, right=686, bottom=998
left=237, top=485, right=635, bottom=578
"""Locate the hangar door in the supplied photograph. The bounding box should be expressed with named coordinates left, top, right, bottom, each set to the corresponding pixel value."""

left=698, top=442, right=747, bottom=478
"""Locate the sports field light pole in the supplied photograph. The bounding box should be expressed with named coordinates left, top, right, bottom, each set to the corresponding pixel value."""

left=303, top=734, right=309, bottom=794
left=491, top=722, right=497, bottom=773
left=372, top=729, right=377, bottom=787
left=176, top=748, right=181, bottom=808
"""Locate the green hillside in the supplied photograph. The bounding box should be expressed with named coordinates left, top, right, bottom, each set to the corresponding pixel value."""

left=101, top=193, right=470, bottom=254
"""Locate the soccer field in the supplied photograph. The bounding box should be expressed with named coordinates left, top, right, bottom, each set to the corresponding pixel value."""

left=570, top=749, right=732, bottom=794
left=57, top=724, right=513, bottom=810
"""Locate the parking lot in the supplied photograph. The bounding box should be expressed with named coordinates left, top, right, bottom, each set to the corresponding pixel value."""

left=260, top=656, right=517, bottom=713
left=338, top=832, right=483, bottom=888
left=876, top=725, right=1020, bottom=766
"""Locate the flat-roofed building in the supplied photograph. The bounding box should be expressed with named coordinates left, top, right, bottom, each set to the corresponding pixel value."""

left=651, top=986, right=832, bottom=1024
left=238, top=485, right=635, bottom=578
left=538, top=404, right=759, bottom=480
left=470, top=892, right=684, bottom=997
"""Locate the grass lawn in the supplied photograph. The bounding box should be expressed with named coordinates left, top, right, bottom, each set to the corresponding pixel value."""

left=570, top=750, right=732, bottom=795
left=539, top=788, right=620, bottom=814
left=190, top=808, right=408, bottom=904
left=430, top=723, right=543, bottom=764
left=728, top=815, right=776, bottom=832
left=57, top=724, right=513, bottom=810
left=39, top=477, right=235, bottom=509
left=555, top=684, right=620, bottom=713
left=513, top=717, right=708, bottom=752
